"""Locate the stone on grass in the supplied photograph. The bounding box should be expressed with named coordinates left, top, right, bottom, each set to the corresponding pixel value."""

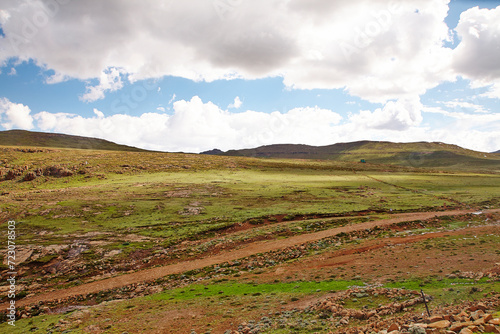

left=427, top=320, right=450, bottom=329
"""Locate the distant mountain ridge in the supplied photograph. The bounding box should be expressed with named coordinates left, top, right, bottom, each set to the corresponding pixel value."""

left=1, top=130, right=499, bottom=170
left=0, top=130, right=148, bottom=152
left=202, top=141, right=500, bottom=170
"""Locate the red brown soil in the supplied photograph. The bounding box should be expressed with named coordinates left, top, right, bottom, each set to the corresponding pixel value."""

left=4, top=208, right=499, bottom=310
left=254, top=225, right=500, bottom=284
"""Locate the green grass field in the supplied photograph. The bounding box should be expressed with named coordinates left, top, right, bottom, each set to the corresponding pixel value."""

left=1, top=146, right=499, bottom=248
left=1, top=145, right=499, bottom=333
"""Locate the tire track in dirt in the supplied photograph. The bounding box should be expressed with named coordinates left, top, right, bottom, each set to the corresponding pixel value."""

left=7, top=208, right=498, bottom=309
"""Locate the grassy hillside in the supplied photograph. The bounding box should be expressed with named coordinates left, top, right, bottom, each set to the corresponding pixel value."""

left=0, top=145, right=499, bottom=333
left=211, top=141, right=500, bottom=171
left=0, top=130, right=148, bottom=152
left=1, top=145, right=499, bottom=248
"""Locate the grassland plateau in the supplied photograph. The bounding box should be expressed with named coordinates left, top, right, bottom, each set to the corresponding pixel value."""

left=0, top=131, right=499, bottom=333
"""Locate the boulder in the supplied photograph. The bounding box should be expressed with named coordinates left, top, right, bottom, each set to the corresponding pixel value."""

left=449, top=322, right=472, bottom=332
left=470, top=310, right=485, bottom=320
left=483, top=324, right=500, bottom=333
left=387, top=323, right=400, bottom=332
left=459, top=329, right=473, bottom=334
left=475, top=302, right=487, bottom=311
left=428, top=316, right=444, bottom=323
left=482, top=314, right=492, bottom=322
left=427, top=320, right=450, bottom=329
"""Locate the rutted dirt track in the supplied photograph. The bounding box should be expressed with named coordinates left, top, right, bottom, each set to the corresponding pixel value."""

left=9, top=208, right=499, bottom=309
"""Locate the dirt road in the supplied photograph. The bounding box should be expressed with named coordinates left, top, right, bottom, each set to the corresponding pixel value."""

left=7, top=208, right=497, bottom=308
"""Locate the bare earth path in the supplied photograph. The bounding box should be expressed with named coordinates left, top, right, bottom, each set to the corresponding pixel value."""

left=8, top=208, right=498, bottom=309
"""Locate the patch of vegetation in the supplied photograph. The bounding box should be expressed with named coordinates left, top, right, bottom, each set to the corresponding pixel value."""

left=32, top=254, right=58, bottom=264
left=384, top=277, right=500, bottom=307
left=148, top=280, right=363, bottom=301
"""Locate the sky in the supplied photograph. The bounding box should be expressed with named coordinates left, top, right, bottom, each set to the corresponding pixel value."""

left=0, top=0, right=499, bottom=153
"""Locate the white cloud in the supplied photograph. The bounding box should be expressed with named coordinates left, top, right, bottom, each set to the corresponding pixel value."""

left=0, top=0, right=458, bottom=102
left=283, top=0, right=455, bottom=102
left=29, top=96, right=342, bottom=152
left=80, top=68, right=124, bottom=102
left=423, top=105, right=500, bottom=125
left=35, top=110, right=170, bottom=150
left=93, top=108, right=105, bottom=118
left=441, top=100, right=488, bottom=113
left=420, top=105, right=500, bottom=151
left=8, top=67, right=16, bottom=75
left=0, top=95, right=493, bottom=153
left=168, top=94, right=176, bottom=105
left=451, top=6, right=500, bottom=98
left=0, top=0, right=498, bottom=153
left=350, top=98, right=423, bottom=131
left=470, top=80, right=500, bottom=100
left=156, top=106, right=165, bottom=112
left=0, top=97, right=34, bottom=130
left=228, top=96, right=242, bottom=109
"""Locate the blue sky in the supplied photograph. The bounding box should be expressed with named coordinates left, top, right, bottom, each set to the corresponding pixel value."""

left=0, top=0, right=499, bottom=152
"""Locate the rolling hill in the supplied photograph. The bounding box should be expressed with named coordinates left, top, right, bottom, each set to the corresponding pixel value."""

left=1, top=130, right=498, bottom=171
left=0, top=130, right=148, bottom=152
left=202, top=141, right=500, bottom=170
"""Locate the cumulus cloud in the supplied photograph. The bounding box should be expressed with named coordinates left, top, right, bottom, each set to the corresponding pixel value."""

left=29, top=96, right=342, bottom=152
left=0, top=0, right=457, bottom=102
left=93, top=108, right=105, bottom=118
left=80, top=68, right=125, bottom=102
left=1, top=95, right=497, bottom=153
left=451, top=6, right=500, bottom=98
left=283, top=0, right=454, bottom=102
left=1, top=0, right=498, bottom=153
left=163, top=97, right=344, bottom=151
left=350, top=98, right=423, bottom=131
left=421, top=106, right=500, bottom=151
left=228, top=96, right=242, bottom=109
left=35, top=110, right=170, bottom=150
left=0, top=97, right=34, bottom=130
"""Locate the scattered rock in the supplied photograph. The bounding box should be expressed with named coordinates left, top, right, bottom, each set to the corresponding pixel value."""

left=459, top=328, right=473, bottom=334
left=484, top=324, right=500, bottom=333
left=428, top=315, right=444, bottom=323
left=449, top=322, right=472, bottom=332
left=470, top=310, right=485, bottom=320
left=387, top=323, right=400, bottom=331
left=427, top=320, right=450, bottom=329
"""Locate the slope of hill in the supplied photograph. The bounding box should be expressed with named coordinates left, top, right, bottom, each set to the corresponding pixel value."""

left=1, top=143, right=499, bottom=333
left=0, top=130, right=148, bottom=152
left=203, top=141, right=500, bottom=170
